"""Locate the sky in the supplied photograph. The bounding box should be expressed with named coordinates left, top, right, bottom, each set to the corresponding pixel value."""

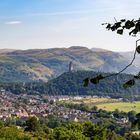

left=0, top=0, right=140, bottom=51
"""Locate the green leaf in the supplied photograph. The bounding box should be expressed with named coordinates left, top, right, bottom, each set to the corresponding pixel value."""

left=90, top=74, right=104, bottom=84
left=135, top=22, right=140, bottom=31
left=117, top=29, right=123, bottom=35
left=136, top=45, right=140, bottom=54
left=111, top=25, right=117, bottom=31
left=83, top=78, right=89, bottom=87
left=121, top=19, right=126, bottom=22
left=134, top=73, right=140, bottom=79
left=129, top=28, right=139, bottom=35
left=123, top=79, right=135, bottom=89
left=134, top=75, right=140, bottom=79
left=106, top=24, right=111, bottom=30
left=134, top=72, right=140, bottom=79
left=114, top=22, right=121, bottom=28
left=125, top=20, right=135, bottom=29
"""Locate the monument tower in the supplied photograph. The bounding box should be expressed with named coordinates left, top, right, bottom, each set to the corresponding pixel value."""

left=69, top=61, right=73, bottom=72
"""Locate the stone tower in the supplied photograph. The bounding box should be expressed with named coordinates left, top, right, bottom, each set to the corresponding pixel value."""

left=69, top=61, right=73, bottom=72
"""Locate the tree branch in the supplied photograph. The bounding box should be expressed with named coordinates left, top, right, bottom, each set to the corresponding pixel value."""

left=105, top=39, right=140, bottom=79
left=84, top=39, right=140, bottom=87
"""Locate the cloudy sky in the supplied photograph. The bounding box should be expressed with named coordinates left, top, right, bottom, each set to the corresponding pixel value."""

left=0, top=0, right=140, bottom=51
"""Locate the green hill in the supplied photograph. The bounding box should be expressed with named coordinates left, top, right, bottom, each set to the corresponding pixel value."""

left=1, top=71, right=140, bottom=99
left=0, top=46, right=138, bottom=82
left=45, top=71, right=140, bottom=99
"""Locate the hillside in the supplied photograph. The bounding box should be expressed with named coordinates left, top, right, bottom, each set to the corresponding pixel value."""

left=0, top=46, right=138, bottom=82
left=1, top=71, right=140, bottom=99
left=45, top=71, right=140, bottom=99
left=119, top=51, right=140, bottom=68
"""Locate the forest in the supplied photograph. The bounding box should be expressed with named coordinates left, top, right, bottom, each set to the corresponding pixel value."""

left=1, top=71, right=140, bottom=100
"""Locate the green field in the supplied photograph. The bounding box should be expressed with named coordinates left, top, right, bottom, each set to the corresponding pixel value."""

left=62, top=97, right=118, bottom=105
left=96, top=102, right=140, bottom=113
left=61, top=97, right=140, bottom=113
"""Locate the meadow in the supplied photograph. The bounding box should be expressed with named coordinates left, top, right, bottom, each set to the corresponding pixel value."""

left=96, top=102, right=140, bottom=113
left=62, top=97, right=140, bottom=113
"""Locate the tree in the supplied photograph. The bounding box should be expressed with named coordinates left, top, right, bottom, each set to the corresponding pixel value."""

left=25, top=116, right=40, bottom=132
left=47, top=115, right=62, bottom=128
left=107, top=130, right=125, bottom=140
left=0, top=126, right=31, bottom=140
left=49, top=122, right=109, bottom=140
left=132, top=113, right=140, bottom=129
left=82, top=122, right=106, bottom=140
left=84, top=18, right=140, bottom=88
left=0, top=120, right=4, bottom=128
left=128, top=111, right=136, bottom=123
left=91, top=106, right=98, bottom=112
left=48, top=127, right=89, bottom=140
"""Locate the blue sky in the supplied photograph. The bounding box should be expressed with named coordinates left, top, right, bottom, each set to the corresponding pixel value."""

left=0, top=0, right=140, bottom=51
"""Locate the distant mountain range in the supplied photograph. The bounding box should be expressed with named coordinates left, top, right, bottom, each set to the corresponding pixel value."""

left=0, top=46, right=139, bottom=82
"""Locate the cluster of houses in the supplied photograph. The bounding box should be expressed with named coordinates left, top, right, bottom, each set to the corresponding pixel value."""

left=0, top=91, right=94, bottom=122
left=0, top=90, right=129, bottom=125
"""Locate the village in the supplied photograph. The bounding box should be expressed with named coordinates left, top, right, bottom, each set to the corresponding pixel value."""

left=0, top=89, right=129, bottom=126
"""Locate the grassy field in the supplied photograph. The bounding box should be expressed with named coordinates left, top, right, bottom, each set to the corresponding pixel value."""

left=63, top=97, right=118, bottom=105
left=96, top=102, right=140, bottom=113
left=62, top=97, right=140, bottom=113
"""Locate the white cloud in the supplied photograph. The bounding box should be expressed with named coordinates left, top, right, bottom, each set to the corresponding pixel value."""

left=29, top=10, right=93, bottom=16
left=5, top=21, right=22, bottom=25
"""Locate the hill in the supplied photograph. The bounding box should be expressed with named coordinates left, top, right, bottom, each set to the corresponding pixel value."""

left=1, top=71, right=140, bottom=99
left=0, top=46, right=138, bottom=82
left=119, top=51, right=140, bottom=68
left=45, top=71, right=140, bottom=99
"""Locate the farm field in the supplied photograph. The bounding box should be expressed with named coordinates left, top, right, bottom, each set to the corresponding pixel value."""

left=61, top=97, right=140, bottom=113
left=63, top=97, right=118, bottom=105
left=96, top=102, right=140, bottom=113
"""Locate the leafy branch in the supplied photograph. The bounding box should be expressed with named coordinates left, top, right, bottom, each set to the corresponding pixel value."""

left=103, top=18, right=140, bottom=36
left=84, top=18, right=140, bottom=88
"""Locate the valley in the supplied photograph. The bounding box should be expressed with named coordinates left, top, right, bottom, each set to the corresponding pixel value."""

left=0, top=47, right=139, bottom=139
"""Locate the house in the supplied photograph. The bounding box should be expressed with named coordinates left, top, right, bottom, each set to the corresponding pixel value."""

left=132, top=131, right=140, bottom=135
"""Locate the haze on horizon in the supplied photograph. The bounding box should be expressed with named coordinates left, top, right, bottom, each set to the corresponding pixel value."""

left=0, top=0, right=140, bottom=52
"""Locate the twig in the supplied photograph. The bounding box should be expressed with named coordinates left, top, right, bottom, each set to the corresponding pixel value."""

left=114, top=17, right=117, bottom=22
left=105, top=39, right=140, bottom=78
